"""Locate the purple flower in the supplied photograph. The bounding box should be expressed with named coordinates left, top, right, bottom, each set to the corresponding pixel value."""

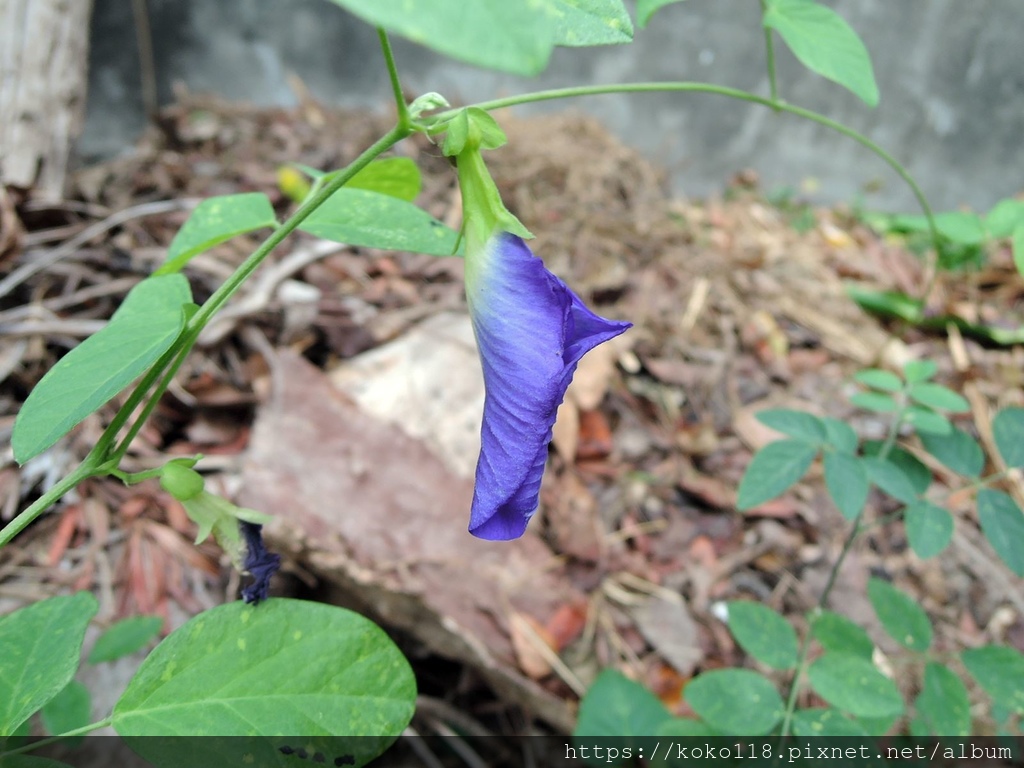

left=239, top=521, right=280, bottom=604
left=465, top=233, right=630, bottom=540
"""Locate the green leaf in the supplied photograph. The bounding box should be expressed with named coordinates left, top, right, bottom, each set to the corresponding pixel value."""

left=157, top=193, right=277, bottom=275
left=976, top=489, right=1024, bottom=576
left=854, top=369, right=903, bottom=392
left=808, top=653, right=904, bottom=718
left=112, top=599, right=415, bottom=766
left=326, top=1, right=551, bottom=75
left=811, top=611, right=874, bottom=659
left=846, top=285, right=923, bottom=323
left=791, top=708, right=869, bottom=737
left=867, top=578, right=932, bottom=651
left=88, top=616, right=163, bottom=664
left=755, top=409, right=826, bottom=443
left=763, top=0, right=878, bottom=107
left=727, top=601, right=799, bottom=670
left=903, top=406, right=952, bottom=435
left=549, top=0, right=634, bottom=47
left=574, top=669, right=670, bottom=737
left=345, top=158, right=422, bottom=201
left=12, top=275, right=192, bottom=464
left=904, top=501, right=953, bottom=559
left=962, top=645, right=1024, bottom=713
left=685, top=669, right=783, bottom=735
left=737, top=440, right=818, bottom=509
left=824, top=452, right=869, bottom=521
left=655, top=717, right=718, bottom=737
left=986, top=199, right=1024, bottom=239
left=918, top=426, right=984, bottom=477
left=903, top=360, right=938, bottom=383
left=300, top=188, right=460, bottom=256
left=0, top=593, right=98, bottom=733
left=849, top=391, right=897, bottom=413
left=861, top=456, right=920, bottom=504
left=889, top=211, right=987, bottom=245
left=913, top=663, right=970, bottom=736
left=862, top=444, right=931, bottom=494
left=40, top=681, right=91, bottom=737
left=993, top=407, right=1024, bottom=467
left=822, top=417, right=858, bottom=453
left=907, top=382, right=970, bottom=413
left=637, top=0, right=688, bottom=28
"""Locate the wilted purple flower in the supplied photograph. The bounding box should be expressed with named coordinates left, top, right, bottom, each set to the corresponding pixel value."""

left=239, top=521, right=281, bottom=604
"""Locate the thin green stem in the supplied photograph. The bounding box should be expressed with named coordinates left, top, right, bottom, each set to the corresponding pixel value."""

left=377, top=28, right=410, bottom=129
left=0, top=460, right=98, bottom=548
left=0, top=718, right=113, bottom=758
left=428, top=82, right=941, bottom=300
left=759, top=1, right=779, bottom=105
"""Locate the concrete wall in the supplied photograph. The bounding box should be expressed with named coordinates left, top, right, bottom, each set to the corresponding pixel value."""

left=82, top=0, right=1024, bottom=212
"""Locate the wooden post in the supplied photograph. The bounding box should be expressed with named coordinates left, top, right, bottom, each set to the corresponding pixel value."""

left=0, top=0, right=95, bottom=199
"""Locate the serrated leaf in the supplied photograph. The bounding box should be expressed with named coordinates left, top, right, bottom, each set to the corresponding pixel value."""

left=88, top=616, right=163, bottom=664
left=40, top=681, right=91, bottom=737
left=637, top=0, right=689, bottom=28
left=849, top=391, right=898, bottom=413
left=904, top=501, right=953, bottom=559
left=903, top=406, right=952, bottom=435
left=685, top=670, right=783, bottom=735
left=112, top=599, right=415, bottom=767
left=756, top=408, right=826, bottom=443
left=962, top=645, right=1024, bottom=714
left=575, top=669, right=670, bottom=737
left=913, top=663, right=970, bottom=736
left=808, top=653, right=904, bottom=718
left=300, top=188, right=460, bottom=256
left=824, top=451, right=869, bottom=520
left=907, top=382, right=970, bottom=412
left=986, top=199, right=1024, bottom=239
left=918, top=426, right=984, bottom=477
left=861, top=456, right=920, bottom=504
left=12, top=275, right=192, bottom=463
left=345, top=158, right=421, bottom=201
left=811, top=611, right=874, bottom=659
left=854, top=369, right=903, bottom=392
left=549, top=0, right=634, bottom=47
left=727, top=602, right=799, bottom=670
left=157, top=194, right=277, bottom=275
left=763, top=0, right=878, bottom=107
left=867, top=578, right=932, bottom=651
left=791, top=708, right=869, bottom=737
left=0, top=593, right=98, bottom=733
left=903, top=360, right=938, bottom=383
left=737, top=440, right=817, bottom=510
left=976, top=489, right=1024, bottom=576
left=992, top=407, right=1024, bottom=467
left=822, top=417, right=858, bottom=453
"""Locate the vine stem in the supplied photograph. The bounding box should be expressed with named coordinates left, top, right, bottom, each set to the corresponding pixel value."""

left=377, top=28, right=410, bottom=128
left=759, top=0, right=779, bottom=104
left=427, top=82, right=942, bottom=287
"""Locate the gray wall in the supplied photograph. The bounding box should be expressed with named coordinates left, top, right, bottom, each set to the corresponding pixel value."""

left=82, top=0, right=1024, bottom=212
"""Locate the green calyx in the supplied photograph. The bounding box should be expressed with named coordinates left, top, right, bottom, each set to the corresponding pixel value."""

left=159, top=461, right=205, bottom=501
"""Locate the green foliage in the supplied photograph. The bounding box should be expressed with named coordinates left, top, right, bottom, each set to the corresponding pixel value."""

left=791, top=707, right=868, bottom=737
left=854, top=369, right=902, bottom=392
left=867, top=578, right=932, bottom=652
left=904, top=501, right=953, bottom=559
left=726, top=601, right=799, bottom=670
left=12, top=275, right=192, bottom=463
left=861, top=456, right=919, bottom=504
left=345, top=157, right=422, bottom=201
left=762, top=0, right=878, bottom=106
left=324, top=0, right=631, bottom=76
left=755, top=408, right=826, bottom=443
left=918, top=426, right=984, bottom=477
left=807, top=653, right=904, bottom=719
left=962, top=645, right=1024, bottom=714
left=574, top=669, right=670, bottom=737
left=0, top=593, right=97, bottom=734
left=737, top=439, right=818, bottom=509
left=993, top=407, right=1024, bottom=467
left=811, top=611, right=874, bottom=659
left=684, top=669, right=784, bottom=735
left=157, top=193, right=277, bottom=275
left=88, top=617, right=164, bottom=664
left=912, top=663, right=970, bottom=736
left=300, top=188, right=461, bottom=256
left=40, top=681, right=91, bottom=737
left=113, top=600, right=415, bottom=765
left=636, top=0, right=689, bottom=28
left=823, top=451, right=868, bottom=520
left=976, top=489, right=1024, bottom=576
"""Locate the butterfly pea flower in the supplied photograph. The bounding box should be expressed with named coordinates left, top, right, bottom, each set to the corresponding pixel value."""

left=456, top=142, right=631, bottom=541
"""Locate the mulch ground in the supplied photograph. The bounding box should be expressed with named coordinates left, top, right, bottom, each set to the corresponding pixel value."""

left=1, top=92, right=1022, bottom=740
